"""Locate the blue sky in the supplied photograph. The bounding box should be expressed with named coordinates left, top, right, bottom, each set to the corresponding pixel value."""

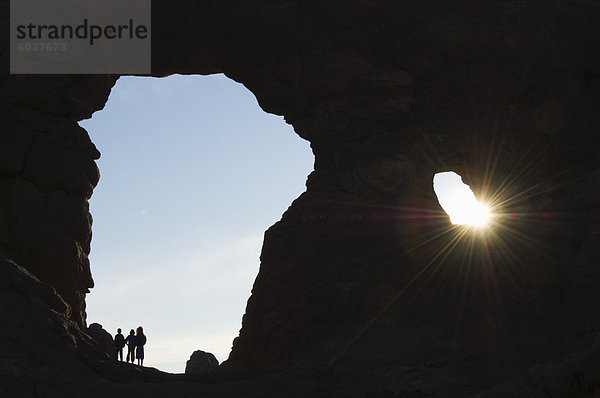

left=78, top=74, right=314, bottom=373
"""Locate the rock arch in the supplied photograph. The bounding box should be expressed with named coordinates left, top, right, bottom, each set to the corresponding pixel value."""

left=1, top=1, right=600, bottom=396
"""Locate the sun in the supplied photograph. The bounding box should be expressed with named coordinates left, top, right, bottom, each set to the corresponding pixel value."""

left=449, top=200, right=491, bottom=227
left=433, top=172, right=493, bottom=227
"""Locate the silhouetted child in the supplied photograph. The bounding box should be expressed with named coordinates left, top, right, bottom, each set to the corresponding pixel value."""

left=125, top=329, right=137, bottom=363
left=114, top=328, right=125, bottom=361
left=135, top=326, right=147, bottom=366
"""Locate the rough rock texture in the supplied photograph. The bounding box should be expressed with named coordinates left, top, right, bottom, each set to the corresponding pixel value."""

left=185, top=350, right=219, bottom=375
left=0, top=80, right=111, bottom=328
left=86, top=323, right=115, bottom=360
left=1, top=0, right=600, bottom=396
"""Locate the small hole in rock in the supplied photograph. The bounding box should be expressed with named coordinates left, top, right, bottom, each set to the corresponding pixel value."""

left=433, top=171, right=492, bottom=227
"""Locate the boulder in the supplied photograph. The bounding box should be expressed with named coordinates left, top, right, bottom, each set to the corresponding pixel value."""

left=86, top=323, right=114, bottom=359
left=185, top=350, right=219, bottom=375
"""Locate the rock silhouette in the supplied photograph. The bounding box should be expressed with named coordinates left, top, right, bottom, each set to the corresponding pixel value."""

left=185, top=350, right=219, bottom=375
left=86, top=323, right=115, bottom=359
left=1, top=1, right=600, bottom=397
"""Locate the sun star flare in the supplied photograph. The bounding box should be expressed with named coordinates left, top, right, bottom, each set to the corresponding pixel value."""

left=434, top=172, right=493, bottom=227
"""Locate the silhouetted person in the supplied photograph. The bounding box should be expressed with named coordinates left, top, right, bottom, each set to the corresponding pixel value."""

left=135, top=326, right=147, bottom=366
left=125, top=329, right=137, bottom=363
left=114, top=328, right=125, bottom=361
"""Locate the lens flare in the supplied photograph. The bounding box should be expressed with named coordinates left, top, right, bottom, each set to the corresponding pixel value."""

left=433, top=172, right=492, bottom=227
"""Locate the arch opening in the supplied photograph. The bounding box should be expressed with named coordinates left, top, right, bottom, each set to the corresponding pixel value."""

left=433, top=171, right=492, bottom=227
left=78, top=74, right=314, bottom=373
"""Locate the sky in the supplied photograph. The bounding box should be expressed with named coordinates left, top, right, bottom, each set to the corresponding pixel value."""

left=78, top=74, right=482, bottom=374
left=433, top=172, right=491, bottom=226
left=78, top=74, right=314, bottom=373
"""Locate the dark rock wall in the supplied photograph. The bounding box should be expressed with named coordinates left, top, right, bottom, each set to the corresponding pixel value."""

left=0, top=74, right=117, bottom=327
left=1, top=0, right=600, bottom=396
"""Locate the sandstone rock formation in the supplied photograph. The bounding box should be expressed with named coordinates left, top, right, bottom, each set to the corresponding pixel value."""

left=1, top=1, right=600, bottom=396
left=185, top=350, right=219, bottom=375
left=86, top=323, right=114, bottom=360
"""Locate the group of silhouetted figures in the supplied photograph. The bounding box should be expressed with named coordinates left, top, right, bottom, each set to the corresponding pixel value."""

left=113, top=326, right=147, bottom=366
